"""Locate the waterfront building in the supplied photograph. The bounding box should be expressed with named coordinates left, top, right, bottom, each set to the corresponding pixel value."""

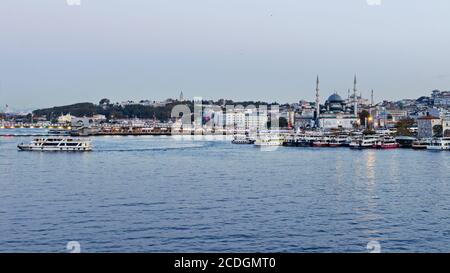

left=442, top=117, right=450, bottom=137
left=225, top=109, right=267, bottom=131
left=417, top=115, right=441, bottom=138
left=57, top=113, right=73, bottom=124
left=372, top=107, right=409, bottom=128
left=318, top=113, right=358, bottom=129
left=294, top=105, right=315, bottom=129
left=386, top=109, right=408, bottom=122
left=70, top=115, right=107, bottom=128
left=92, top=114, right=107, bottom=122
left=202, top=106, right=224, bottom=128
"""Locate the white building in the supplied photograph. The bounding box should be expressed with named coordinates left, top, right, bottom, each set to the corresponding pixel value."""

left=57, top=113, right=73, bottom=124
left=225, top=109, right=267, bottom=131
left=443, top=118, right=450, bottom=137
left=92, top=114, right=107, bottom=122
left=319, top=114, right=357, bottom=129
left=417, top=115, right=441, bottom=138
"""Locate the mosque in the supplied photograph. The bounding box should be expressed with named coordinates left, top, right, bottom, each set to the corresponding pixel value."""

left=314, top=76, right=360, bottom=129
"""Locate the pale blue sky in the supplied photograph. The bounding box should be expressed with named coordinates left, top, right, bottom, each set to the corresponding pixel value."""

left=1, top=0, right=450, bottom=109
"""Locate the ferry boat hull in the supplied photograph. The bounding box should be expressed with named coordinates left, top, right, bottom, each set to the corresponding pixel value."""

left=312, top=142, right=329, bottom=147
left=374, top=143, right=399, bottom=149
left=426, top=146, right=448, bottom=151
left=254, top=141, right=284, bottom=147
left=17, top=144, right=92, bottom=152
left=412, top=145, right=427, bottom=150
left=349, top=145, right=371, bottom=149
left=232, top=139, right=255, bottom=145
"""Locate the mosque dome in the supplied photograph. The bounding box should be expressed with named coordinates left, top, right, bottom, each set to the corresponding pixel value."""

left=325, top=92, right=346, bottom=112
left=327, top=93, right=344, bottom=103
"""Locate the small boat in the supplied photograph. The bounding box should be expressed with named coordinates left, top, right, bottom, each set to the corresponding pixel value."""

left=426, top=137, right=450, bottom=151
left=374, top=137, right=399, bottom=149
left=412, top=138, right=431, bottom=150
left=232, top=135, right=255, bottom=144
left=18, top=137, right=92, bottom=151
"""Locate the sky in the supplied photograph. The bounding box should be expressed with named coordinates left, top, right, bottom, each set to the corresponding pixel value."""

left=1, top=0, right=450, bottom=110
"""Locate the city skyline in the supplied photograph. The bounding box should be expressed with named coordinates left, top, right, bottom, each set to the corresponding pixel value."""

left=1, top=0, right=450, bottom=109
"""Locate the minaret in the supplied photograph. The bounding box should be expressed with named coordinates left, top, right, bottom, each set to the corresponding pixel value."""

left=315, top=75, right=320, bottom=122
left=179, top=91, right=184, bottom=101
left=353, top=75, right=358, bottom=116
left=371, top=89, right=374, bottom=106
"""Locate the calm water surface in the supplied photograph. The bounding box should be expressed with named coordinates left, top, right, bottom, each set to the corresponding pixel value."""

left=1, top=131, right=450, bottom=252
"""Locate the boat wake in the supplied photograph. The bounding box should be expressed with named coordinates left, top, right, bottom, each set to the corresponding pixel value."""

left=96, top=144, right=207, bottom=152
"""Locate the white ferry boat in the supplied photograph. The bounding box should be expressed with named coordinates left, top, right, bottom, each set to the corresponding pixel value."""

left=312, top=137, right=330, bottom=147
left=254, top=135, right=285, bottom=147
left=374, top=137, right=399, bottom=149
left=349, top=135, right=379, bottom=149
left=18, top=137, right=92, bottom=152
left=328, top=135, right=351, bottom=147
left=426, top=137, right=450, bottom=151
left=412, top=138, right=431, bottom=150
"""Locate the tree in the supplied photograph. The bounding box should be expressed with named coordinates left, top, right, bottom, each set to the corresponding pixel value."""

left=433, top=125, right=443, bottom=137
left=395, top=118, right=415, bottom=136
left=99, top=98, right=110, bottom=105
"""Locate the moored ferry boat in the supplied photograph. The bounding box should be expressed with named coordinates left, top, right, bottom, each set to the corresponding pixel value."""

left=412, top=138, right=431, bottom=150
left=374, top=137, right=399, bottom=149
left=18, top=137, right=92, bottom=151
left=349, top=135, right=379, bottom=149
left=426, top=137, right=450, bottom=151
left=254, top=135, right=285, bottom=147
left=328, top=135, right=350, bottom=147
left=312, top=137, right=330, bottom=147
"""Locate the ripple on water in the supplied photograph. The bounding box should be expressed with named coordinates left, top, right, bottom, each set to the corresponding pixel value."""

left=1, top=136, right=450, bottom=252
